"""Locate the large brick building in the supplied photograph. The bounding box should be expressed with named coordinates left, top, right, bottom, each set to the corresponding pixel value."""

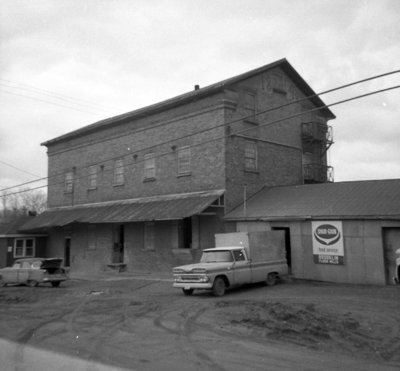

left=22, top=59, right=335, bottom=274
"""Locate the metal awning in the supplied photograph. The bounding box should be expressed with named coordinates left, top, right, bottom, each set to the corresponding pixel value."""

left=20, top=190, right=224, bottom=231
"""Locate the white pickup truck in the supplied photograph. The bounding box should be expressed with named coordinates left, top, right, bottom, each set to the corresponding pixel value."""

left=173, top=231, right=289, bottom=296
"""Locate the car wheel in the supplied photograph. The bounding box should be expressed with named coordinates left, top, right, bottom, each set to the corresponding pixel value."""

left=212, top=277, right=226, bottom=297
left=0, top=277, right=6, bottom=287
left=27, top=280, right=38, bottom=287
left=51, top=281, right=61, bottom=287
left=182, top=288, right=193, bottom=296
left=266, top=273, right=277, bottom=286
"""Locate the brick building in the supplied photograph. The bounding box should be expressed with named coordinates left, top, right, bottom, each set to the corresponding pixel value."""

left=21, top=59, right=335, bottom=274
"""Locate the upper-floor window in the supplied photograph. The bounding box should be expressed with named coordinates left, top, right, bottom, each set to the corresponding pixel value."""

left=244, top=91, right=256, bottom=120
left=144, top=153, right=156, bottom=180
left=177, top=146, right=191, bottom=175
left=65, top=171, right=74, bottom=193
left=88, top=165, right=97, bottom=189
left=244, top=140, right=258, bottom=171
left=114, top=159, right=124, bottom=186
left=14, top=238, right=35, bottom=258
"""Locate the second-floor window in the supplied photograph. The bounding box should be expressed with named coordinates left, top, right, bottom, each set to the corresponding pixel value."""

left=144, top=153, right=155, bottom=180
left=114, top=159, right=124, bottom=185
left=88, top=165, right=97, bottom=189
left=244, top=140, right=258, bottom=171
left=177, top=146, right=191, bottom=175
left=65, top=171, right=74, bottom=193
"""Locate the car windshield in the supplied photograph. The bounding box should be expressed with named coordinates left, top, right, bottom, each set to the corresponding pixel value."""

left=200, top=250, right=233, bottom=263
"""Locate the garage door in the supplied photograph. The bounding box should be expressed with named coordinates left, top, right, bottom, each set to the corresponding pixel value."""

left=382, top=228, right=400, bottom=285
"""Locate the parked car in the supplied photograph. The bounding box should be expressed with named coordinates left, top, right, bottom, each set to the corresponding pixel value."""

left=0, top=258, right=68, bottom=287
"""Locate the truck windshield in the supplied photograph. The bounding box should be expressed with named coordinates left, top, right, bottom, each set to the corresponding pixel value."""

left=200, top=251, right=233, bottom=263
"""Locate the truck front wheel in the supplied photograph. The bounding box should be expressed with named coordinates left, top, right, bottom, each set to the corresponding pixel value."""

left=266, top=273, right=277, bottom=286
left=212, top=277, right=226, bottom=297
left=182, top=288, right=194, bottom=296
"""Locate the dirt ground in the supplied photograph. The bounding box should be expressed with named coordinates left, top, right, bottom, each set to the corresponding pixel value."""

left=0, top=274, right=399, bottom=371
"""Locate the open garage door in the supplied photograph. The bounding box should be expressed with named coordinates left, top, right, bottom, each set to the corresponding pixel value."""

left=382, top=228, right=400, bottom=285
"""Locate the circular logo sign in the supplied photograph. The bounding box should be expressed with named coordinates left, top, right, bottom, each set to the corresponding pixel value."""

left=314, top=224, right=341, bottom=245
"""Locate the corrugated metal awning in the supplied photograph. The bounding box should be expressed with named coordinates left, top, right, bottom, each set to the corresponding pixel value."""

left=20, top=190, right=224, bottom=231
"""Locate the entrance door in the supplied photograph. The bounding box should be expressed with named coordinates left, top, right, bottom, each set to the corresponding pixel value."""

left=382, top=228, right=400, bottom=285
left=112, top=225, right=125, bottom=263
left=64, top=238, right=71, bottom=267
left=272, top=227, right=292, bottom=270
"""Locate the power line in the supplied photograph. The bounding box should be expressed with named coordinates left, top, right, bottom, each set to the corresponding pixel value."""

left=0, top=89, right=107, bottom=116
left=0, top=78, right=125, bottom=113
left=2, top=83, right=399, bottom=199
left=1, top=69, right=399, bottom=194
left=0, top=160, right=43, bottom=179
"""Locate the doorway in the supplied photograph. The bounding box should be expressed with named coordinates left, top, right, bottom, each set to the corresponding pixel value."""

left=272, top=227, right=292, bottom=270
left=382, top=228, right=400, bottom=284
left=112, top=225, right=125, bottom=263
left=64, top=238, right=71, bottom=267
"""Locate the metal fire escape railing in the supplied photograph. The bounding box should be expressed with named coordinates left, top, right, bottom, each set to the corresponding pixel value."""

left=302, top=122, right=334, bottom=183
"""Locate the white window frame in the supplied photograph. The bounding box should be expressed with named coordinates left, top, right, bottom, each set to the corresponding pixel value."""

left=114, top=159, right=124, bottom=186
left=14, top=238, right=35, bottom=258
left=244, top=140, right=258, bottom=171
left=64, top=171, right=74, bottom=193
left=144, top=153, right=156, bottom=180
left=88, top=165, right=97, bottom=189
left=177, top=146, right=191, bottom=175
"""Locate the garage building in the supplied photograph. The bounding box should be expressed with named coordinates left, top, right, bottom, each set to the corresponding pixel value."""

left=225, top=179, right=400, bottom=285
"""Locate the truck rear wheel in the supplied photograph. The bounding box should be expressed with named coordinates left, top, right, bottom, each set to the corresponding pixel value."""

left=182, top=288, right=194, bottom=296
left=266, top=273, right=277, bottom=286
left=212, top=277, right=226, bottom=297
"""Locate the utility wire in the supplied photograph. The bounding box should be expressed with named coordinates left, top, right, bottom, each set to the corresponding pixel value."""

left=0, top=89, right=107, bottom=116
left=2, top=83, right=399, bottom=199
left=0, top=78, right=124, bottom=112
left=0, top=160, right=43, bottom=179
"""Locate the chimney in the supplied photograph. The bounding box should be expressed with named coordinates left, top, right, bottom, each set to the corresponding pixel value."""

left=194, top=85, right=200, bottom=90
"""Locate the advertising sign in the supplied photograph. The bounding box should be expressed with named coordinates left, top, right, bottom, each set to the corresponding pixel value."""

left=312, top=221, right=344, bottom=265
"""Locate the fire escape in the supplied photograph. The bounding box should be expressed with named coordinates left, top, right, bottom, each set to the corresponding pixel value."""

left=302, top=122, right=334, bottom=183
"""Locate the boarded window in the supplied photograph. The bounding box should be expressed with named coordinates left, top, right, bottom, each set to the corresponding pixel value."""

left=88, top=225, right=96, bottom=250
left=144, top=222, right=155, bottom=251
left=65, top=171, right=74, bottom=193
left=177, top=146, right=191, bottom=175
left=244, top=91, right=256, bottom=119
left=114, top=159, right=124, bottom=185
left=88, top=165, right=97, bottom=189
left=244, top=140, right=258, bottom=170
left=144, top=153, right=156, bottom=179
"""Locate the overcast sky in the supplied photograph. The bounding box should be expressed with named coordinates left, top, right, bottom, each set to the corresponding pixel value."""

left=0, top=0, right=399, bottom=195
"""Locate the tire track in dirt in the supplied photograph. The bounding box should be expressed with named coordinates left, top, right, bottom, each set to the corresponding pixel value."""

left=153, top=301, right=228, bottom=371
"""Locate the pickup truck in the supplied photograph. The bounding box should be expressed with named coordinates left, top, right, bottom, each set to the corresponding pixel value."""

left=173, top=232, right=289, bottom=296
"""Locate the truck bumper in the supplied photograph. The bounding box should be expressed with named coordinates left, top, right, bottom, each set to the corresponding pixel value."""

left=173, top=282, right=213, bottom=290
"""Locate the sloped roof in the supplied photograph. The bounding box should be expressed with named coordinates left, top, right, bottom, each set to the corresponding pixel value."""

left=0, top=215, right=39, bottom=236
left=20, top=190, right=224, bottom=232
left=225, top=179, right=400, bottom=221
left=42, top=58, right=335, bottom=146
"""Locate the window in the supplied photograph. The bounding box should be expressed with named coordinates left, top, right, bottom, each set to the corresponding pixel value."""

left=244, top=91, right=256, bottom=120
left=114, top=159, right=124, bottom=185
left=144, top=153, right=156, bottom=180
left=88, top=165, right=97, bottom=189
left=244, top=140, right=258, bottom=171
left=14, top=238, right=35, bottom=258
left=177, top=146, right=191, bottom=175
left=65, top=171, right=74, bottom=193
